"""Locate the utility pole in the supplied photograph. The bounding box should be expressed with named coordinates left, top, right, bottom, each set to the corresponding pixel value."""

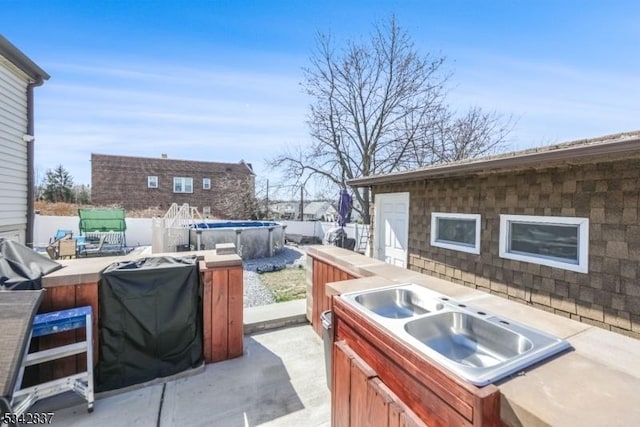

left=265, top=179, right=269, bottom=219
left=299, top=186, right=304, bottom=221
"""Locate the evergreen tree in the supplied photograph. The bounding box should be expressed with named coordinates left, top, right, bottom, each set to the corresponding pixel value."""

left=42, top=165, right=74, bottom=202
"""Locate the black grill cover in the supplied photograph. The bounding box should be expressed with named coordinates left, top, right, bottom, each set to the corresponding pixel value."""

left=0, top=238, right=61, bottom=290
left=96, top=256, right=203, bottom=391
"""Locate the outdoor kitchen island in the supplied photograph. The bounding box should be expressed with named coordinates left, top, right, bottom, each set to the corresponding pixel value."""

left=308, top=245, right=640, bottom=427
left=35, top=248, right=243, bottom=389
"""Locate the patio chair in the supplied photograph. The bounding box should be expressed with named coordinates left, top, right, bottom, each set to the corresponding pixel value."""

left=49, top=229, right=72, bottom=243
left=45, top=231, right=74, bottom=260
left=57, top=239, right=76, bottom=260
left=74, top=236, right=86, bottom=255
left=79, top=235, right=107, bottom=257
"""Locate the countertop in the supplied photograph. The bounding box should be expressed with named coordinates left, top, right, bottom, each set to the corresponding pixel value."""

left=311, top=245, right=640, bottom=427
left=42, top=249, right=242, bottom=287
left=0, top=290, right=43, bottom=399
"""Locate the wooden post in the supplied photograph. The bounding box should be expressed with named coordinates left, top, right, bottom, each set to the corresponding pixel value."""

left=211, top=268, right=229, bottom=362
left=200, top=262, right=244, bottom=363
left=227, top=266, right=244, bottom=358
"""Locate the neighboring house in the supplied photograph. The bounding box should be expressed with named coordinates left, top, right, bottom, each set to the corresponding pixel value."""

left=269, top=201, right=299, bottom=220
left=349, top=131, right=640, bottom=337
left=0, top=36, right=49, bottom=246
left=91, top=153, right=255, bottom=218
left=303, top=201, right=338, bottom=221
left=349, top=198, right=363, bottom=223
left=270, top=199, right=358, bottom=222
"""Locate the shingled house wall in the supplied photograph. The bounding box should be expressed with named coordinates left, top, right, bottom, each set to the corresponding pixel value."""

left=91, top=154, right=255, bottom=218
left=373, top=157, right=640, bottom=338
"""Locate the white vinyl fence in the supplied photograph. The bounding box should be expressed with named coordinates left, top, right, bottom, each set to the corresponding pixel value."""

left=34, top=215, right=154, bottom=247
left=280, top=220, right=367, bottom=242
left=34, top=216, right=367, bottom=250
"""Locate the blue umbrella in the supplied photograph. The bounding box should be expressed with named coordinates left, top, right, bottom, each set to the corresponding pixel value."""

left=337, top=189, right=352, bottom=227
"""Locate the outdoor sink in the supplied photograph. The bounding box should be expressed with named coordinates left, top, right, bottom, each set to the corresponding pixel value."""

left=404, top=312, right=533, bottom=368
left=340, top=284, right=571, bottom=386
left=354, top=287, right=443, bottom=319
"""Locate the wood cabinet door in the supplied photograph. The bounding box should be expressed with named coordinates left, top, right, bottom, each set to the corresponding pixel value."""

left=332, top=340, right=426, bottom=427
left=332, top=340, right=353, bottom=427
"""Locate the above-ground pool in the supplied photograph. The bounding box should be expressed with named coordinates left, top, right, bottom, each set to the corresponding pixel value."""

left=190, top=221, right=286, bottom=259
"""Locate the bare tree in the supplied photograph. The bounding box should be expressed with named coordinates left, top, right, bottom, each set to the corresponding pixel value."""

left=270, top=16, right=513, bottom=224
left=216, top=176, right=258, bottom=219
left=253, top=177, right=271, bottom=219
left=72, top=184, right=92, bottom=204
left=34, top=166, right=44, bottom=201
left=413, top=106, right=515, bottom=167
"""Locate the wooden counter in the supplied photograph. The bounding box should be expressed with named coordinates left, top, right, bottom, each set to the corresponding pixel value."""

left=309, top=245, right=640, bottom=426
left=35, top=249, right=243, bottom=384
left=41, top=249, right=240, bottom=287
left=332, top=296, right=501, bottom=426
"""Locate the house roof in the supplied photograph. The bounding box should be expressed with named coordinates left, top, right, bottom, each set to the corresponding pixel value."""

left=91, top=153, right=255, bottom=176
left=348, top=131, right=640, bottom=187
left=270, top=201, right=297, bottom=209
left=0, top=35, right=49, bottom=83
left=303, top=201, right=334, bottom=215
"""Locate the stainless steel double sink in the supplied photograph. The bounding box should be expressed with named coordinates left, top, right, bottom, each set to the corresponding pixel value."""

left=340, top=284, right=571, bottom=386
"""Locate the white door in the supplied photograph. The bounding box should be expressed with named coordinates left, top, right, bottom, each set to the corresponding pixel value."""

left=374, top=192, right=409, bottom=268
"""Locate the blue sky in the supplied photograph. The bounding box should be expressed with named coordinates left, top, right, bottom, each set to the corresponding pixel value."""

left=3, top=1, right=639, bottom=195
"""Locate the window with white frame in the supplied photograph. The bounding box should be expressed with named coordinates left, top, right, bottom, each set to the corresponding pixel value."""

left=203, top=178, right=211, bottom=190
left=499, top=215, right=589, bottom=273
left=147, top=176, right=158, bottom=188
left=430, top=212, right=481, bottom=254
left=173, top=177, right=193, bottom=193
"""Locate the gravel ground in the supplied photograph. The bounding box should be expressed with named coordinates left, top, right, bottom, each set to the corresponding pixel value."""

left=243, top=246, right=307, bottom=307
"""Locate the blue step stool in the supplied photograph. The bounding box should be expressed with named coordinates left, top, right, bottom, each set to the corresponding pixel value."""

left=12, top=306, right=95, bottom=415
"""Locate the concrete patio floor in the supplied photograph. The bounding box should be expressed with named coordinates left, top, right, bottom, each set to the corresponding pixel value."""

left=32, top=324, right=330, bottom=427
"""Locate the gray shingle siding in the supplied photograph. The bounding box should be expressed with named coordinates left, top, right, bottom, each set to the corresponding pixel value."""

left=372, top=155, right=640, bottom=338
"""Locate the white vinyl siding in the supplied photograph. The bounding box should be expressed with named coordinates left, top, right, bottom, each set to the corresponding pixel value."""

left=0, top=228, right=22, bottom=243
left=0, top=57, right=29, bottom=243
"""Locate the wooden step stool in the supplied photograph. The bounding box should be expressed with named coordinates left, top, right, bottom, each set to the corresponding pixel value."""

left=11, top=306, right=94, bottom=415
